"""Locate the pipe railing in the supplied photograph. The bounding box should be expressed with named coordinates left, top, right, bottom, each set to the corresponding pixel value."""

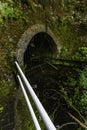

left=15, top=61, right=56, bottom=130
left=17, top=75, right=41, bottom=130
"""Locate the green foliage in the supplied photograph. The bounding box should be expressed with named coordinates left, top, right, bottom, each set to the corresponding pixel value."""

left=0, top=2, right=19, bottom=21
left=0, top=1, right=30, bottom=23
left=0, top=2, right=14, bottom=18
left=79, top=67, right=87, bottom=88
left=58, top=46, right=87, bottom=129
left=61, top=47, right=87, bottom=115
left=61, top=0, right=87, bottom=25
left=60, top=46, right=87, bottom=60
left=60, top=47, right=70, bottom=58
left=72, top=47, right=87, bottom=60
left=77, top=67, right=87, bottom=115
left=66, top=77, right=77, bottom=87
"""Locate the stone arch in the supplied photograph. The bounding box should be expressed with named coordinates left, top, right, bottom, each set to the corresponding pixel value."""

left=16, top=24, right=60, bottom=64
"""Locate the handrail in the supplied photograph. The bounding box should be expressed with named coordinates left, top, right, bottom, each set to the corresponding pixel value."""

left=15, top=61, right=56, bottom=130
left=17, top=75, right=41, bottom=130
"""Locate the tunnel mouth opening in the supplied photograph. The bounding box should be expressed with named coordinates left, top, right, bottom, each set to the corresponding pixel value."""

left=24, top=32, right=58, bottom=68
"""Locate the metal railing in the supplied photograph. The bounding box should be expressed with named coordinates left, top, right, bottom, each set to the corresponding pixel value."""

left=15, top=61, right=56, bottom=130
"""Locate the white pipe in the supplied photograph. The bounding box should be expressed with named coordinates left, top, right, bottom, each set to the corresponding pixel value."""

left=15, top=61, right=56, bottom=130
left=17, top=75, right=41, bottom=130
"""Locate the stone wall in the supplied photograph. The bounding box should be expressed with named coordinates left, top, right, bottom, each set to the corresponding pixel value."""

left=16, top=24, right=61, bottom=64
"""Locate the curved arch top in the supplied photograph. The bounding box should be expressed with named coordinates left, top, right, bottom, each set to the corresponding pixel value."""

left=16, top=24, right=60, bottom=64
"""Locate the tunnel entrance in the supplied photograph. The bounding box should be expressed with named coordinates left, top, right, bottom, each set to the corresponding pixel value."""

left=24, top=32, right=58, bottom=68
left=17, top=25, right=78, bottom=129
left=17, top=25, right=77, bottom=130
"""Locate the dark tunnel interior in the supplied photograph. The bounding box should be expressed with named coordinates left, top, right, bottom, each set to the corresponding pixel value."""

left=24, top=32, right=57, bottom=68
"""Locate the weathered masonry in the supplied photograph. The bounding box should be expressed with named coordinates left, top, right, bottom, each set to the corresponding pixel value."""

left=16, top=24, right=60, bottom=65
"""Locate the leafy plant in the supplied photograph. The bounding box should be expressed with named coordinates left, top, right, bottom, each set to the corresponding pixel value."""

left=77, top=67, right=87, bottom=115
left=0, top=1, right=29, bottom=23
left=60, top=47, right=70, bottom=58
left=72, top=47, right=87, bottom=60
left=0, top=2, right=14, bottom=18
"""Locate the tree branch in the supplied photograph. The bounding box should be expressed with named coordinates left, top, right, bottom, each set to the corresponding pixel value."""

left=68, top=112, right=87, bottom=129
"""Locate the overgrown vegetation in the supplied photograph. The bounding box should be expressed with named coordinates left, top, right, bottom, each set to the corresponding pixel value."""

left=0, top=0, right=87, bottom=130
left=57, top=47, right=87, bottom=129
